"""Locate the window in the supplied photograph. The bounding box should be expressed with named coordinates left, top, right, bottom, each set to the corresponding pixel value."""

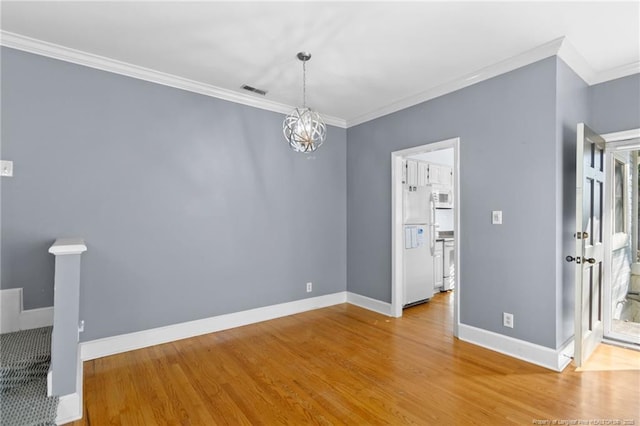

left=613, top=158, right=625, bottom=234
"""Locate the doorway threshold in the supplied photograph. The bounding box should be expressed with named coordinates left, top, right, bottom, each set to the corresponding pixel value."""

left=602, top=337, right=640, bottom=352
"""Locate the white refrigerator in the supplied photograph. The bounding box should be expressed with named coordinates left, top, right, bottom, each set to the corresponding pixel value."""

left=403, top=185, right=436, bottom=306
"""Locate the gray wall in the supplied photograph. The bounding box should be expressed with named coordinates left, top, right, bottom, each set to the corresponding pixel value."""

left=590, top=73, right=640, bottom=135
left=0, top=47, right=347, bottom=341
left=555, top=58, right=590, bottom=347
left=347, top=57, right=560, bottom=348
left=3, top=44, right=638, bottom=350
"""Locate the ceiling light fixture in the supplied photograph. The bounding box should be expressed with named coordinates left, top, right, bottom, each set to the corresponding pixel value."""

left=283, top=52, right=326, bottom=153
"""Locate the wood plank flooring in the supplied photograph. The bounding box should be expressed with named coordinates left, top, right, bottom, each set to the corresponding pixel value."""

left=68, top=292, right=640, bottom=425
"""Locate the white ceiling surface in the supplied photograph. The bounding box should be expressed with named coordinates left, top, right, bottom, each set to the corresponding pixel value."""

left=1, top=2, right=639, bottom=127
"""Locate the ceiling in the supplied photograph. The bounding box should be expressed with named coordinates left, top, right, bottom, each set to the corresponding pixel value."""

left=1, top=2, right=639, bottom=127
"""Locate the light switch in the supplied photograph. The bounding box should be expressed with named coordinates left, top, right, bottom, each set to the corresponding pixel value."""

left=492, top=210, right=502, bottom=225
left=0, top=160, right=13, bottom=177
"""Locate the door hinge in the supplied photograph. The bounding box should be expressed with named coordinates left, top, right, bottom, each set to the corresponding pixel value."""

left=574, top=232, right=588, bottom=239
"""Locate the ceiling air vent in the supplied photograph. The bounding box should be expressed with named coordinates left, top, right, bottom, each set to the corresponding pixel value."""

left=241, top=84, right=268, bottom=96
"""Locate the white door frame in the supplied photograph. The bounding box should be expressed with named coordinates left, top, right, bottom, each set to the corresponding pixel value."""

left=601, top=128, right=640, bottom=344
left=391, top=137, right=460, bottom=337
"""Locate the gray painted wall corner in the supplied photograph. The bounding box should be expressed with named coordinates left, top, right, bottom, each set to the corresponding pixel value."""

left=1, top=46, right=347, bottom=341
left=347, top=57, right=560, bottom=348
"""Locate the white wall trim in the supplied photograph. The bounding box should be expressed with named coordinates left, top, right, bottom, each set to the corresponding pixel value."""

left=350, top=36, right=639, bottom=128
left=0, top=288, right=54, bottom=333
left=346, top=292, right=392, bottom=316
left=49, top=238, right=87, bottom=255
left=56, top=392, right=82, bottom=425
left=0, top=31, right=347, bottom=129
left=348, top=38, right=638, bottom=127
left=348, top=38, right=566, bottom=127
left=602, top=128, right=640, bottom=143
left=20, top=306, right=54, bottom=330
left=591, top=61, right=640, bottom=86
left=601, top=128, right=640, bottom=345
left=390, top=137, right=461, bottom=337
left=55, top=346, right=83, bottom=425
left=2, top=31, right=636, bottom=130
left=556, top=37, right=597, bottom=85
left=81, top=292, right=348, bottom=360
left=0, top=288, right=22, bottom=333
left=458, top=324, right=574, bottom=372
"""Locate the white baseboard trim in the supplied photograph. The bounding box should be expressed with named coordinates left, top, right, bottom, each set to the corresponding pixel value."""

left=346, top=292, right=393, bottom=316
left=56, top=392, right=82, bottom=425
left=0, top=288, right=22, bottom=333
left=81, top=292, right=348, bottom=361
left=458, top=324, right=574, bottom=372
left=0, top=288, right=54, bottom=333
left=55, top=346, right=84, bottom=424
left=20, top=306, right=54, bottom=330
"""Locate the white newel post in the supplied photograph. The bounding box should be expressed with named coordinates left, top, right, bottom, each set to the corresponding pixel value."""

left=48, top=238, right=86, bottom=397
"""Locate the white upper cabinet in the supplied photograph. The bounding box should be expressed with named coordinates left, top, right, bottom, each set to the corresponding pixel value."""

left=428, top=164, right=453, bottom=186
left=405, top=159, right=453, bottom=188
left=406, top=160, right=418, bottom=187
left=417, top=162, right=428, bottom=187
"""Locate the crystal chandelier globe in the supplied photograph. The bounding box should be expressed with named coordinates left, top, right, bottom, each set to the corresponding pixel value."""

left=283, top=52, right=327, bottom=153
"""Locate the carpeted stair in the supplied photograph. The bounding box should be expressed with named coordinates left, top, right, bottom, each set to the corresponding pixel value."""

left=0, top=327, right=59, bottom=426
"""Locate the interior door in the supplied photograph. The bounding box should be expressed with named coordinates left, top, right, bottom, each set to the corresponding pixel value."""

left=574, top=123, right=606, bottom=367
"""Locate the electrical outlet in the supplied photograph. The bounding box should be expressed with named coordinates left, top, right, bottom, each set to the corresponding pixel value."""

left=503, top=312, right=514, bottom=328
left=306, top=282, right=312, bottom=293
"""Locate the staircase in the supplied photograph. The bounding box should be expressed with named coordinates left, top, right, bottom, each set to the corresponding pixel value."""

left=0, top=327, right=59, bottom=426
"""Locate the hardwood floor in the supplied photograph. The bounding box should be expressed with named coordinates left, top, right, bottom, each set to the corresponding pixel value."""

left=68, top=292, right=639, bottom=425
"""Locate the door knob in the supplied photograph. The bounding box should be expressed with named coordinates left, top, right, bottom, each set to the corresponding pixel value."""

left=565, top=256, right=575, bottom=262
left=583, top=257, right=596, bottom=264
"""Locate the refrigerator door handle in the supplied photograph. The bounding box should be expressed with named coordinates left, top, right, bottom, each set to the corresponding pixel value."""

left=429, top=194, right=436, bottom=255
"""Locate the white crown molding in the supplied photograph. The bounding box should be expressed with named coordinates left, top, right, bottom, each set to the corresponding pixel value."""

left=555, top=38, right=640, bottom=85
left=346, top=37, right=567, bottom=127
left=347, top=37, right=640, bottom=127
left=557, top=37, right=597, bottom=84
left=1, top=30, right=636, bottom=130
left=0, top=31, right=347, bottom=129
left=591, top=61, right=640, bottom=85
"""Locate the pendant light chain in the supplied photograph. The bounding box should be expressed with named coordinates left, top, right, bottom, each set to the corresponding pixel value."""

left=302, top=60, right=307, bottom=109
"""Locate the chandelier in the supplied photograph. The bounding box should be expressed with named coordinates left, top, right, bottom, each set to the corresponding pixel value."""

left=283, top=52, right=327, bottom=153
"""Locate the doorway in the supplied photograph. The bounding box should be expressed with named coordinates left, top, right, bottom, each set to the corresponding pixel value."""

left=603, top=130, right=640, bottom=347
left=391, top=137, right=460, bottom=337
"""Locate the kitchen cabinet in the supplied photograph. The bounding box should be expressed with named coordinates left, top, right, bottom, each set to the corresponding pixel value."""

left=405, top=160, right=453, bottom=188
left=428, top=164, right=453, bottom=186
left=406, top=160, right=418, bottom=187
left=418, top=162, right=428, bottom=187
